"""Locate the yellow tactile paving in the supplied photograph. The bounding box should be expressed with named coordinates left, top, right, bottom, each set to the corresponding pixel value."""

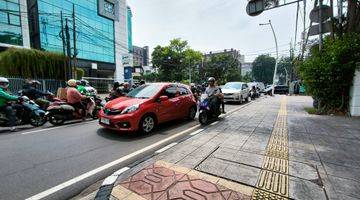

left=252, top=97, right=290, bottom=199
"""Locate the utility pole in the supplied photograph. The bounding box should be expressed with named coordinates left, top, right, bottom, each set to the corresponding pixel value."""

left=338, top=0, right=343, bottom=38
left=65, top=18, right=72, bottom=79
left=72, top=4, right=77, bottom=79
left=319, top=0, right=323, bottom=51
left=260, top=20, right=278, bottom=96
left=60, top=11, right=67, bottom=80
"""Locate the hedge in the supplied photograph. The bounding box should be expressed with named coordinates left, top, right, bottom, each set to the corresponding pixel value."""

left=0, top=48, right=66, bottom=80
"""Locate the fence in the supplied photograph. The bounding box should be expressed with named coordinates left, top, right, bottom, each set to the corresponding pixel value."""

left=7, top=78, right=66, bottom=95
left=6, top=77, right=113, bottom=95
left=82, top=77, right=114, bottom=93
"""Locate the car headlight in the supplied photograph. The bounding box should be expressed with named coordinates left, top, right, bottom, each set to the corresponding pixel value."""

left=121, top=104, right=140, bottom=114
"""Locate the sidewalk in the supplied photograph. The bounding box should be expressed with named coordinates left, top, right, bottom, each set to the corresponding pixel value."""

left=89, top=96, right=360, bottom=200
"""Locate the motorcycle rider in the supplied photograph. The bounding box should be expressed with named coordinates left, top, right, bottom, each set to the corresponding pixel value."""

left=0, top=77, right=19, bottom=131
left=23, top=80, right=49, bottom=109
left=66, top=79, right=88, bottom=120
left=77, top=79, right=90, bottom=96
left=190, top=83, right=200, bottom=102
left=205, top=77, right=222, bottom=116
left=108, top=81, right=125, bottom=100
left=122, top=82, right=132, bottom=94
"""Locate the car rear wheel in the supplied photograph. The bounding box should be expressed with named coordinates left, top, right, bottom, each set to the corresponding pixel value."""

left=139, top=114, right=156, bottom=134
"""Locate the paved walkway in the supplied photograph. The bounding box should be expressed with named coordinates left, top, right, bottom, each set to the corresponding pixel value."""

left=92, top=96, right=360, bottom=200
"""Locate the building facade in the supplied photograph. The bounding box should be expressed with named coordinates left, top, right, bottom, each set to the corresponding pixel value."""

left=24, top=0, right=129, bottom=80
left=0, top=0, right=30, bottom=50
left=132, top=45, right=149, bottom=67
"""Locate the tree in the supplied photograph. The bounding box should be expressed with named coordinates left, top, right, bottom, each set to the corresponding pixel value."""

left=242, top=72, right=252, bottom=83
left=300, top=33, right=360, bottom=113
left=203, top=54, right=241, bottom=85
left=252, top=54, right=276, bottom=84
left=277, top=57, right=292, bottom=85
left=151, top=38, right=203, bottom=82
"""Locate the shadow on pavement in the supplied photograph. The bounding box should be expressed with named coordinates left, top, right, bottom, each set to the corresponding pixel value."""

left=96, top=119, right=197, bottom=141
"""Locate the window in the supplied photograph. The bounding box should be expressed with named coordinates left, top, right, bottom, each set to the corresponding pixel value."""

left=178, top=87, right=189, bottom=96
left=242, top=84, right=248, bottom=90
left=104, top=1, right=114, bottom=15
left=163, top=86, right=177, bottom=99
left=8, top=14, right=20, bottom=26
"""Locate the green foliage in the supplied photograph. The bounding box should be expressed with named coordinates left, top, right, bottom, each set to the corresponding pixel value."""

left=203, top=54, right=241, bottom=85
left=142, top=72, right=159, bottom=82
left=300, top=33, right=360, bottom=113
left=277, top=56, right=292, bottom=85
left=151, top=38, right=203, bottom=82
left=0, top=48, right=66, bottom=79
left=252, top=54, right=276, bottom=84
left=242, top=72, right=252, bottom=83
left=304, top=107, right=318, bottom=115
left=76, top=68, right=85, bottom=79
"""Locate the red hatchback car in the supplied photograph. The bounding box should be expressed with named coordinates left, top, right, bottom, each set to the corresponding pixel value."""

left=99, top=83, right=197, bottom=133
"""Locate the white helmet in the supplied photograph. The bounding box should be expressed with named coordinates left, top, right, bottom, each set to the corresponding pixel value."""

left=0, top=77, right=9, bottom=89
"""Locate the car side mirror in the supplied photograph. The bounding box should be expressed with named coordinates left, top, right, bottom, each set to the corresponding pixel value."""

left=159, top=95, right=169, bottom=102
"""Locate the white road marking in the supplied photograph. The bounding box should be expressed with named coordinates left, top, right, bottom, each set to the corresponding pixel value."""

left=21, top=121, right=96, bottom=135
left=155, top=142, right=178, bottom=154
left=189, top=128, right=204, bottom=136
left=26, top=124, right=200, bottom=200
left=210, top=121, right=219, bottom=125
left=113, top=167, right=130, bottom=176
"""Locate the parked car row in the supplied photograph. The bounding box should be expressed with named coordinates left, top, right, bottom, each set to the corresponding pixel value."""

left=221, top=81, right=265, bottom=104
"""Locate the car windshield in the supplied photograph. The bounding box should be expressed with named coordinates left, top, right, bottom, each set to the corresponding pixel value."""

left=223, top=83, right=242, bottom=90
left=126, top=84, right=161, bottom=99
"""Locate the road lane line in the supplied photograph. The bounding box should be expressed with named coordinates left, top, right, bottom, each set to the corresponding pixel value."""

left=155, top=142, right=178, bottom=154
left=189, top=128, right=204, bottom=136
left=26, top=124, right=200, bottom=200
left=210, top=121, right=219, bottom=125
left=21, top=121, right=97, bottom=135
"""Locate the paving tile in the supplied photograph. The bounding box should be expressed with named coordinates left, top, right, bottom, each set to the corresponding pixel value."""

left=196, top=157, right=229, bottom=177
left=289, top=176, right=327, bottom=200
left=232, top=150, right=264, bottom=168
left=328, top=175, right=360, bottom=199
left=323, top=162, right=360, bottom=182
left=289, top=160, right=319, bottom=180
left=289, top=147, right=321, bottom=162
left=221, top=162, right=260, bottom=187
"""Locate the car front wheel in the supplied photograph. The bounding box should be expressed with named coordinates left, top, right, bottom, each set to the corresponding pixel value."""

left=139, top=115, right=156, bottom=134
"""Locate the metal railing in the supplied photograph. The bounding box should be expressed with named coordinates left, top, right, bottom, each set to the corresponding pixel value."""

left=7, top=78, right=66, bottom=95
left=82, top=77, right=114, bottom=93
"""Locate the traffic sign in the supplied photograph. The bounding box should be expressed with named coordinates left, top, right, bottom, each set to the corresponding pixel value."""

left=246, top=0, right=265, bottom=16
left=308, top=21, right=332, bottom=36
left=310, top=5, right=332, bottom=23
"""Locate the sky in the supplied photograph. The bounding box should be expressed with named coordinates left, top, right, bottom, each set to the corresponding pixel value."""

left=127, top=0, right=313, bottom=62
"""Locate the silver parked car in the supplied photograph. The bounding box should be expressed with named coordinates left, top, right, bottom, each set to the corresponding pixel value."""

left=221, top=82, right=250, bottom=104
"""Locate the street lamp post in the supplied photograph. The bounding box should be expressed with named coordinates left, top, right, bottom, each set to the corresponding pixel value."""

left=260, top=20, right=279, bottom=96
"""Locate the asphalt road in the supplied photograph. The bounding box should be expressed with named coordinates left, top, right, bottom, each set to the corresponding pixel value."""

left=0, top=104, right=241, bottom=200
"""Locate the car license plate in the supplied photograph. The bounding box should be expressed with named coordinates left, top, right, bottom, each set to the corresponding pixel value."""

left=101, top=118, right=110, bottom=125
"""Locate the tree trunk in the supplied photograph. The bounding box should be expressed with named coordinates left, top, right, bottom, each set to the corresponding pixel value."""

left=346, top=0, right=360, bottom=33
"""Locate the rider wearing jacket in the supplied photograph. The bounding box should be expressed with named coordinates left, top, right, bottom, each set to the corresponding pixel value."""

left=205, top=77, right=222, bottom=116
left=0, top=77, right=19, bottom=131
left=66, top=79, right=87, bottom=119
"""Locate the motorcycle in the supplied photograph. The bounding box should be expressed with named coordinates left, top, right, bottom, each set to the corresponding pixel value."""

left=198, top=94, right=221, bottom=125
left=0, top=96, right=47, bottom=127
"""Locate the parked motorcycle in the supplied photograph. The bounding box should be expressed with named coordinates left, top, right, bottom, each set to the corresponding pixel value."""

left=0, top=96, right=47, bottom=127
left=198, top=94, right=221, bottom=125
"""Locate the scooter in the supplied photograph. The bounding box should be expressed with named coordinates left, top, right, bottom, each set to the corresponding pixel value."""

left=198, top=94, right=221, bottom=125
left=0, top=96, right=47, bottom=127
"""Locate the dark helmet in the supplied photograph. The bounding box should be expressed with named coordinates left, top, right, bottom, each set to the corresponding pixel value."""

left=113, top=81, right=121, bottom=88
left=79, top=79, right=87, bottom=86
left=208, top=77, right=215, bottom=82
